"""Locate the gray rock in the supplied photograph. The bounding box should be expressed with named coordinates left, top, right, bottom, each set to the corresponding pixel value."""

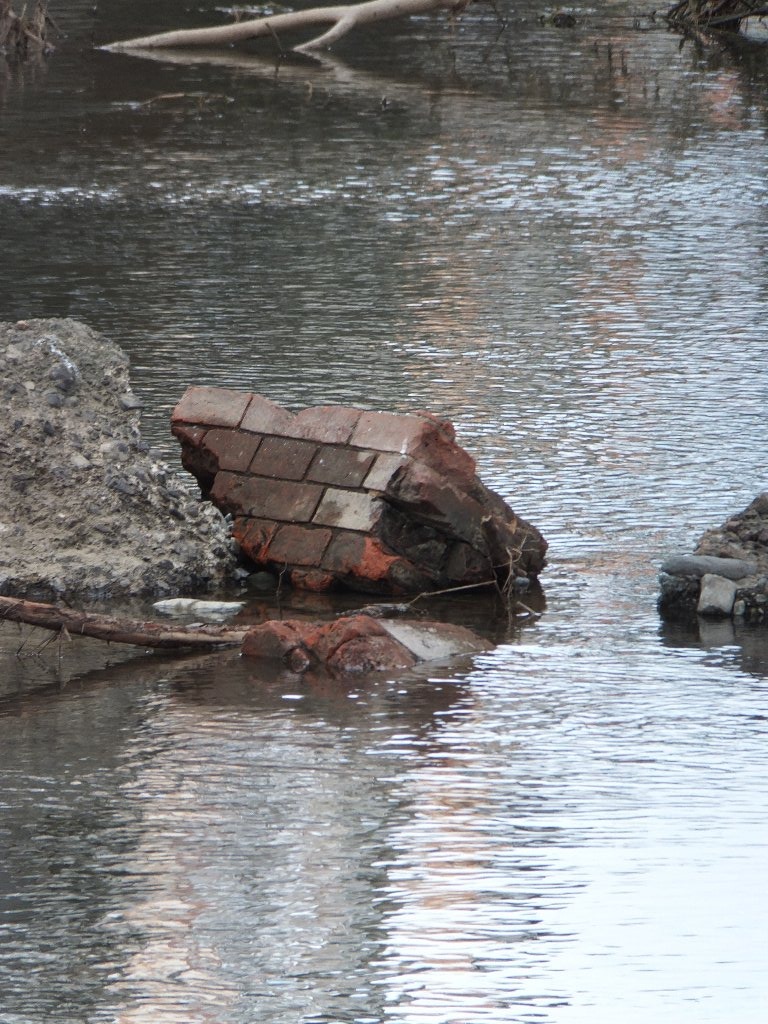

left=697, top=574, right=738, bottom=617
left=661, top=554, right=757, bottom=580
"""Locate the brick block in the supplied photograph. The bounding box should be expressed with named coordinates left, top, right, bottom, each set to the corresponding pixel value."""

left=250, top=436, right=318, bottom=481
left=240, top=393, right=294, bottom=434
left=322, top=533, right=399, bottom=584
left=212, top=473, right=322, bottom=522
left=307, top=447, right=375, bottom=487
left=286, top=406, right=362, bottom=444
left=350, top=410, right=432, bottom=454
left=172, top=386, right=252, bottom=428
left=266, top=524, right=333, bottom=566
left=363, top=453, right=409, bottom=492
left=313, top=489, right=382, bottom=532
left=321, top=532, right=365, bottom=575
left=170, top=423, right=208, bottom=448
left=202, top=428, right=262, bottom=472
left=232, top=517, right=276, bottom=563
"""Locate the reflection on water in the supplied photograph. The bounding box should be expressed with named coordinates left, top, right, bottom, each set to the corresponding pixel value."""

left=2, top=2, right=768, bottom=1022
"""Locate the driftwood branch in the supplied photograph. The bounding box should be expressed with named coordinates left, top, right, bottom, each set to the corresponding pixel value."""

left=0, top=595, right=249, bottom=650
left=102, top=0, right=469, bottom=55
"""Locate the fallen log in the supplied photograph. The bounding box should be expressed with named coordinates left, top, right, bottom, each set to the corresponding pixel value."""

left=102, top=0, right=468, bottom=55
left=0, top=595, right=249, bottom=650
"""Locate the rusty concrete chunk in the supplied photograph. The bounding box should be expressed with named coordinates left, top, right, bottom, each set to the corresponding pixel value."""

left=239, top=393, right=294, bottom=435
left=307, top=447, right=376, bottom=487
left=202, top=428, right=262, bottom=473
left=212, top=473, right=322, bottom=522
left=313, top=489, right=382, bottom=532
left=266, top=524, right=333, bottom=566
left=172, top=386, right=252, bottom=428
left=250, top=436, right=318, bottom=481
left=288, top=406, right=363, bottom=444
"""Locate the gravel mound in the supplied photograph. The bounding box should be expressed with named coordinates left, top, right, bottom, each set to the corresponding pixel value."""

left=0, top=318, right=238, bottom=600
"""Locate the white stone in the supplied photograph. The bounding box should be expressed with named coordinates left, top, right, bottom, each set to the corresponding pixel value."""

left=697, top=574, right=738, bottom=618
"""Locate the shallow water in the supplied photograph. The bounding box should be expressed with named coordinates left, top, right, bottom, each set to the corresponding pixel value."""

left=1, top=3, right=768, bottom=1021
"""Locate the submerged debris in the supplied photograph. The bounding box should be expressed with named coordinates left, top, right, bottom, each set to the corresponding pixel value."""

left=0, top=0, right=56, bottom=59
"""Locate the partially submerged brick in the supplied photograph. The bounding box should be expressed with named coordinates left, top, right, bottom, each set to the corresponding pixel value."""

left=172, top=389, right=547, bottom=595
left=241, top=614, right=491, bottom=674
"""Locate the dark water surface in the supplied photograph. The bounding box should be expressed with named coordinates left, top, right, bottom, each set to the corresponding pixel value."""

left=2, top=3, right=768, bottom=1021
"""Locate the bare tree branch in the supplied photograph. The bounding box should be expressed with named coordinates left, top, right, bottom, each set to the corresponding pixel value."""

left=102, top=0, right=469, bottom=55
left=0, top=595, right=249, bottom=650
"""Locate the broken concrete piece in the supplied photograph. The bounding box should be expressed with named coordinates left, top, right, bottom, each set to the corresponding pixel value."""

left=172, top=387, right=547, bottom=595
left=241, top=614, right=491, bottom=674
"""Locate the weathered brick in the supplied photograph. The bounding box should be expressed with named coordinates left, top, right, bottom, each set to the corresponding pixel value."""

left=266, top=524, right=333, bottom=566
left=170, top=423, right=208, bottom=448
left=250, top=436, right=318, bottom=481
left=289, top=569, right=335, bottom=591
left=363, top=452, right=410, bottom=492
left=232, top=517, right=276, bottom=563
left=240, top=393, right=294, bottom=435
left=313, top=489, right=382, bottom=532
left=288, top=406, right=362, bottom=444
left=213, top=473, right=322, bottom=522
left=322, top=533, right=399, bottom=583
left=350, top=410, right=431, bottom=454
left=321, top=532, right=366, bottom=575
left=172, top=386, right=252, bottom=428
left=307, top=447, right=375, bottom=487
left=202, top=428, right=262, bottom=472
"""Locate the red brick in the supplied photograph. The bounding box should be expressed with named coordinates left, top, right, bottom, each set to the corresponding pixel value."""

left=240, top=394, right=294, bottom=434
left=288, top=406, right=363, bottom=444
left=266, top=524, right=333, bottom=566
left=350, top=410, right=431, bottom=454
left=322, top=533, right=399, bottom=583
left=202, top=428, right=262, bottom=472
left=313, top=489, right=382, bottom=532
left=171, top=386, right=252, bottom=428
left=289, top=569, right=335, bottom=591
left=232, top=517, right=276, bottom=563
left=250, top=437, right=318, bottom=481
left=307, top=447, right=375, bottom=487
left=170, top=423, right=208, bottom=448
left=212, top=475, right=323, bottom=522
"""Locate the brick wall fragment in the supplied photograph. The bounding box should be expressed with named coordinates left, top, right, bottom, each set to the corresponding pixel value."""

left=172, top=386, right=547, bottom=595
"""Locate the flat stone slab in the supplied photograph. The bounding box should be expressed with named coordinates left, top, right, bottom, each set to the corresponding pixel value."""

left=661, top=554, right=757, bottom=580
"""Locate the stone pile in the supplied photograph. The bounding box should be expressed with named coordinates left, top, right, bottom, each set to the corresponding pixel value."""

left=172, top=386, right=547, bottom=595
left=658, top=491, right=768, bottom=621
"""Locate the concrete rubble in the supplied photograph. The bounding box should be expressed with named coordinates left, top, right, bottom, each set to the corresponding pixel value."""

left=0, top=319, right=238, bottom=600
left=658, top=492, right=768, bottom=621
left=172, top=386, right=547, bottom=596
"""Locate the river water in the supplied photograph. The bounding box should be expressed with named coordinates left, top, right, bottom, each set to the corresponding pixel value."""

left=1, top=3, right=768, bottom=1022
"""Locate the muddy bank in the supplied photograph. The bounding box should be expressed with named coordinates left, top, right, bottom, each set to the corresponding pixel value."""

left=0, top=318, right=238, bottom=600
